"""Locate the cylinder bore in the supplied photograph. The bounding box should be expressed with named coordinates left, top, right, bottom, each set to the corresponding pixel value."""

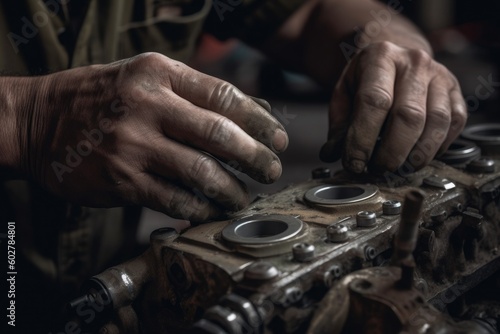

left=462, top=124, right=500, bottom=155
left=437, top=139, right=481, bottom=167
left=304, top=184, right=378, bottom=206
left=222, top=215, right=303, bottom=245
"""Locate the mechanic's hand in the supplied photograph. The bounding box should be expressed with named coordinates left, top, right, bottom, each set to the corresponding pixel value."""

left=18, top=53, right=288, bottom=221
left=320, top=41, right=467, bottom=173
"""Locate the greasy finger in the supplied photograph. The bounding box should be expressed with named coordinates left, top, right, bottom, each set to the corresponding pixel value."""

left=406, top=78, right=451, bottom=170
left=343, top=53, right=397, bottom=173
left=145, top=136, right=250, bottom=211
left=439, top=86, right=467, bottom=154
left=168, top=61, right=288, bottom=153
left=158, top=93, right=282, bottom=183
left=137, top=173, right=223, bottom=222
left=320, top=67, right=352, bottom=162
left=372, top=58, right=430, bottom=172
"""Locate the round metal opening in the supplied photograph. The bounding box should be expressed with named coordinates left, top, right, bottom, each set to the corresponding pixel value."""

left=437, top=139, right=480, bottom=166
left=235, top=220, right=288, bottom=238
left=462, top=124, right=500, bottom=155
left=222, top=215, right=303, bottom=245
left=304, top=184, right=378, bottom=205
left=462, top=124, right=500, bottom=143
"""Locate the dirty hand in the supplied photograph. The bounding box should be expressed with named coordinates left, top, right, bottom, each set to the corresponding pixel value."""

left=320, top=41, right=467, bottom=173
left=13, top=53, right=288, bottom=221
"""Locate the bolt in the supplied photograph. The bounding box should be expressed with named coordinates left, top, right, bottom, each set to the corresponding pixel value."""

left=364, top=246, right=377, bottom=261
left=312, top=167, right=331, bottom=179
left=326, top=224, right=349, bottom=243
left=467, top=157, right=495, bottom=173
left=430, top=208, right=448, bottom=223
left=320, top=264, right=343, bottom=287
left=382, top=200, right=402, bottom=215
left=356, top=211, right=377, bottom=227
left=292, top=243, right=315, bottom=262
left=244, top=262, right=279, bottom=280
left=453, top=202, right=463, bottom=213
left=282, top=286, right=303, bottom=306
left=329, top=264, right=343, bottom=278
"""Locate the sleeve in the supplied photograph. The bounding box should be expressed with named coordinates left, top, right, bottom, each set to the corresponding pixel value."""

left=204, top=0, right=307, bottom=45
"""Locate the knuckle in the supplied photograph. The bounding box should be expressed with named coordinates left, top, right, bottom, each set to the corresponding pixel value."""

left=130, top=52, right=166, bottom=69
left=205, top=116, right=236, bottom=147
left=357, top=88, right=393, bottom=110
left=364, top=41, right=396, bottom=58
left=408, top=49, right=432, bottom=68
left=395, top=104, right=426, bottom=131
left=209, top=80, right=240, bottom=112
left=189, top=155, right=219, bottom=184
left=375, top=41, right=397, bottom=54
left=165, top=189, right=191, bottom=216
left=429, top=107, right=451, bottom=126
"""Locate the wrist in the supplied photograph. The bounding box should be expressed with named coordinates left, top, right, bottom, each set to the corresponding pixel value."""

left=0, top=76, right=49, bottom=179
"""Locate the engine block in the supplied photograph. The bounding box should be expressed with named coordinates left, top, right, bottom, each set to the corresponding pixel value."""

left=68, top=129, right=500, bottom=334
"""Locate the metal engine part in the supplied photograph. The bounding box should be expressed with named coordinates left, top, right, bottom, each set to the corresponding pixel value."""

left=67, top=127, right=500, bottom=334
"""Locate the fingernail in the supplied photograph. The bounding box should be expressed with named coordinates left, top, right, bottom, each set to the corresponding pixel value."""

left=268, top=160, right=282, bottom=181
left=250, top=96, right=272, bottom=113
left=347, top=159, right=366, bottom=173
left=273, top=129, right=288, bottom=152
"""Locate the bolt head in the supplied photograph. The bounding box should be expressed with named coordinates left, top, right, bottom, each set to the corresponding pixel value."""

left=312, top=167, right=331, bottom=179
left=364, top=246, right=377, bottom=260
left=292, top=243, right=315, bottom=262
left=244, top=262, right=279, bottom=280
left=382, top=200, right=402, bottom=215
left=326, top=224, right=349, bottom=243
left=356, top=211, right=377, bottom=227
left=467, top=158, right=495, bottom=173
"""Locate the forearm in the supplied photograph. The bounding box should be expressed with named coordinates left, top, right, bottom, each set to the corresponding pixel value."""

left=260, top=0, right=432, bottom=87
